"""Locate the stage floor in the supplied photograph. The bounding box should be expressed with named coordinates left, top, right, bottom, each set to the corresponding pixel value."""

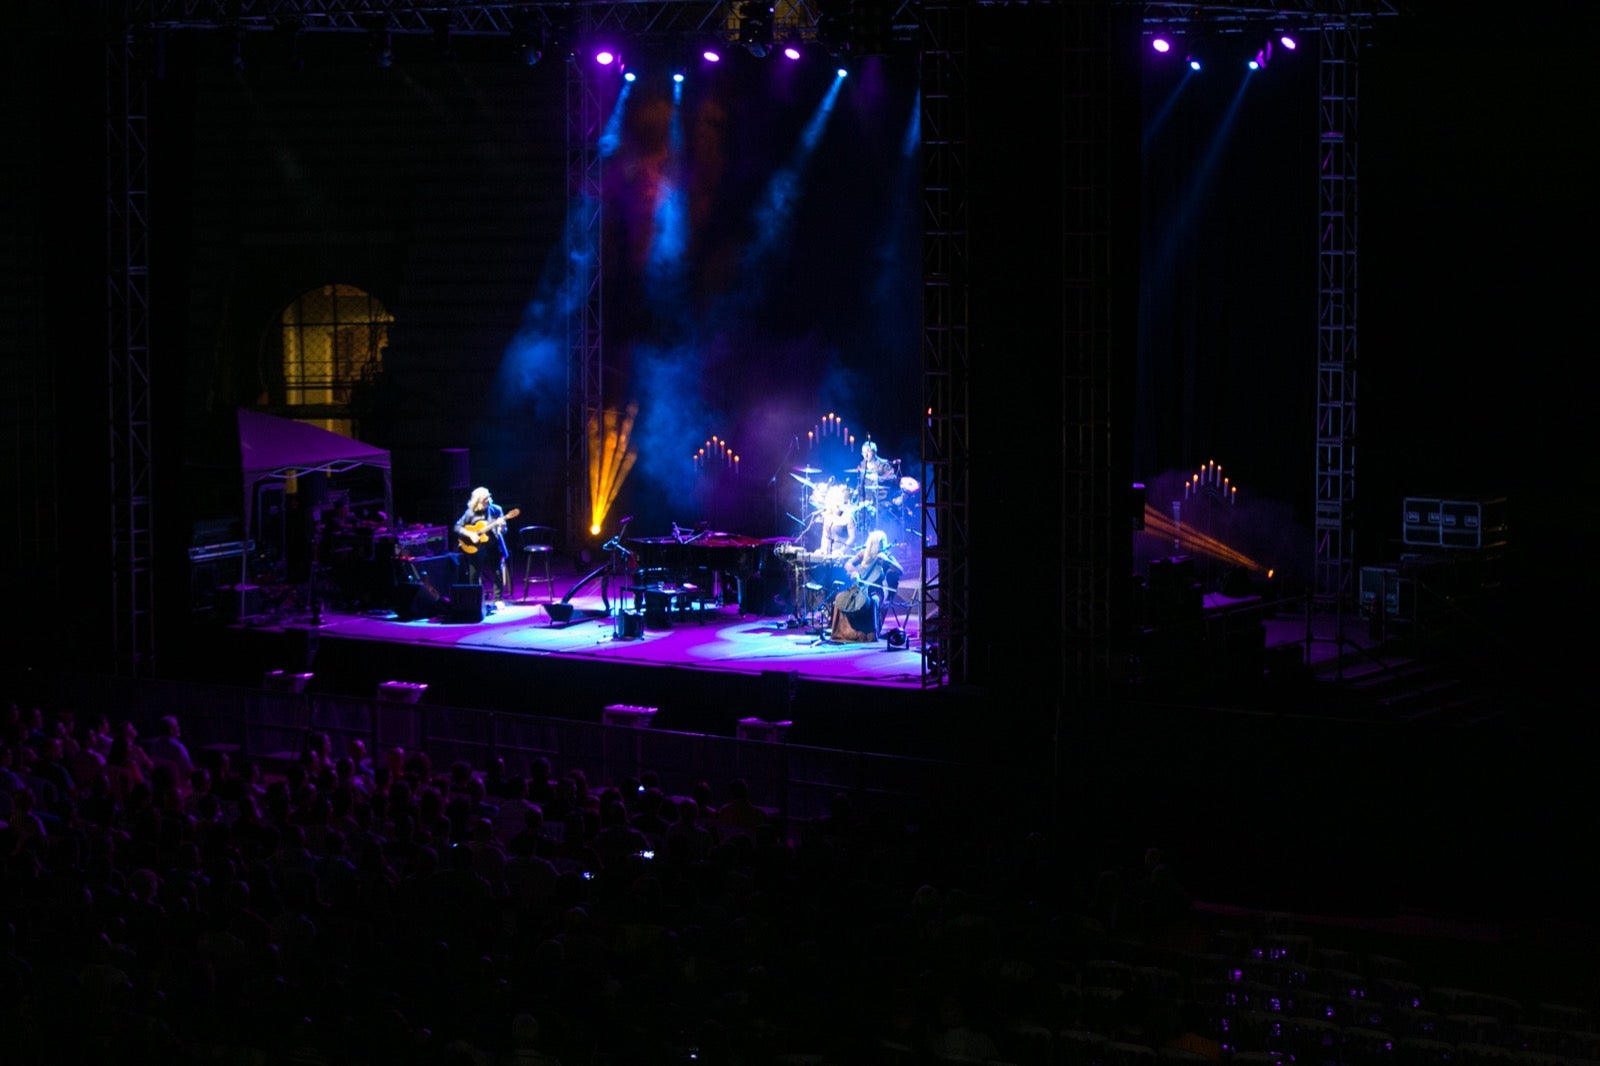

left=279, top=587, right=932, bottom=689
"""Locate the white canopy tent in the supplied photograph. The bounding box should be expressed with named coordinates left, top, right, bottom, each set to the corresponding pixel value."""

left=237, top=408, right=393, bottom=574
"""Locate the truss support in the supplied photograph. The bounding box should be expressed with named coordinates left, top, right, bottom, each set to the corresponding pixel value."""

left=567, top=52, right=604, bottom=544
left=1059, top=0, right=1119, bottom=704
left=106, top=27, right=157, bottom=677
left=918, top=0, right=970, bottom=688
left=1313, top=13, right=1360, bottom=607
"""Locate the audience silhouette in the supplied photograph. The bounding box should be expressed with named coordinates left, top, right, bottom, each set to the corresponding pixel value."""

left=0, top=698, right=1595, bottom=1066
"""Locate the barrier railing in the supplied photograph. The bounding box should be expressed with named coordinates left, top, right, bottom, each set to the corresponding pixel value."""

left=40, top=672, right=988, bottom=825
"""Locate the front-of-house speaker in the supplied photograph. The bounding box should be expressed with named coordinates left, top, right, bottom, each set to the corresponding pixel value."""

left=445, top=584, right=483, bottom=623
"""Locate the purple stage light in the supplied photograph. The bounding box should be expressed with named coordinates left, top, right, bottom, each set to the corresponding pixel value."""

left=783, top=45, right=801, bottom=61
left=703, top=48, right=722, bottom=63
left=1152, top=37, right=1171, bottom=54
left=594, top=49, right=616, bottom=66
left=1281, top=34, right=1298, bottom=50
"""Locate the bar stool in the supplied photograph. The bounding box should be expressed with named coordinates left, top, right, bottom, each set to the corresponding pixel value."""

left=516, top=525, right=556, bottom=602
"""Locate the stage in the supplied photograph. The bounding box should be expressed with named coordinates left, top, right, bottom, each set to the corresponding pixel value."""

left=184, top=565, right=989, bottom=759
left=279, top=586, right=929, bottom=688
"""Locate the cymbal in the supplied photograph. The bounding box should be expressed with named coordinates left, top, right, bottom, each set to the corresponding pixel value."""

left=789, top=472, right=817, bottom=488
left=792, top=465, right=822, bottom=474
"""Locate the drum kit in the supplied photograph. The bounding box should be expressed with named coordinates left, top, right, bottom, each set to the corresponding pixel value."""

left=787, top=459, right=920, bottom=551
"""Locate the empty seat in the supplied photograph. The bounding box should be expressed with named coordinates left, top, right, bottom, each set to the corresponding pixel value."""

left=515, top=525, right=556, bottom=602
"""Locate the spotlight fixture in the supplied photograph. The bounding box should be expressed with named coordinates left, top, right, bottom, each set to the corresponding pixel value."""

left=1187, top=55, right=1201, bottom=71
left=1152, top=36, right=1171, bottom=54
left=782, top=43, right=801, bottom=61
left=816, top=0, right=850, bottom=57
left=274, top=18, right=305, bottom=72
left=851, top=0, right=893, bottom=57
left=428, top=11, right=456, bottom=62
left=594, top=49, right=617, bottom=66
left=360, top=13, right=394, bottom=68
left=1280, top=33, right=1298, bottom=50
left=738, top=0, right=774, bottom=59
left=702, top=47, right=723, bottom=63
left=510, top=12, right=542, bottom=66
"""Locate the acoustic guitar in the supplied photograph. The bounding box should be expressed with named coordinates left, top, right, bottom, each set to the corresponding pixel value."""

left=457, top=508, right=520, bottom=554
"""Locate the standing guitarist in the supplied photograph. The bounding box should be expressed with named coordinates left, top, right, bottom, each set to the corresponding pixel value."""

left=454, top=487, right=514, bottom=611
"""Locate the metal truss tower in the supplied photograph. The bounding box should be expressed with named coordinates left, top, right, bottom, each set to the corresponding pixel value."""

left=918, top=0, right=970, bottom=688
left=106, top=25, right=157, bottom=677
left=1058, top=2, right=1121, bottom=704
left=1313, top=12, right=1361, bottom=606
left=567, top=47, right=604, bottom=545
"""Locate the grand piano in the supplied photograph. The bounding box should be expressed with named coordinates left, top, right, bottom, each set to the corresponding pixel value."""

left=623, top=531, right=788, bottom=614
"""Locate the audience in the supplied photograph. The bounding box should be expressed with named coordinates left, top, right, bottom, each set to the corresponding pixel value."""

left=0, top=697, right=1594, bottom=1066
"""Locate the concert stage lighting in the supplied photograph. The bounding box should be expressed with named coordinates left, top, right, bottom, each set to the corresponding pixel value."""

left=739, top=0, right=774, bottom=59
left=702, top=48, right=723, bottom=63
left=817, top=0, right=849, bottom=57
left=782, top=44, right=802, bottom=61
left=594, top=49, right=617, bottom=66
left=1152, top=37, right=1171, bottom=54
left=362, top=14, right=394, bottom=69
left=428, top=12, right=456, bottom=63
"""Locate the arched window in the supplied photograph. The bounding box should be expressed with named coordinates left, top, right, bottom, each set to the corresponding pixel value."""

left=280, top=283, right=392, bottom=435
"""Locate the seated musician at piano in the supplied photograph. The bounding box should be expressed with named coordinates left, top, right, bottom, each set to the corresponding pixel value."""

left=453, top=486, right=511, bottom=611
left=831, top=529, right=901, bottom=642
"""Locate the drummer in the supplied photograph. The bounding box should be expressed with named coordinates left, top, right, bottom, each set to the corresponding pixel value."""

left=855, top=440, right=897, bottom=504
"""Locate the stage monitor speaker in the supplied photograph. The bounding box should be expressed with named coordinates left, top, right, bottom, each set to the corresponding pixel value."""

left=445, top=584, right=483, bottom=623
left=616, top=610, right=644, bottom=640
left=394, top=578, right=439, bottom=621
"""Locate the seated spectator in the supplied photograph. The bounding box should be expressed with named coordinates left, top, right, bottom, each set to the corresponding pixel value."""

left=104, top=735, right=147, bottom=804
left=68, top=738, right=107, bottom=793
left=144, top=715, right=195, bottom=785
left=629, top=786, right=672, bottom=846
left=593, top=799, right=650, bottom=870
left=664, top=798, right=714, bottom=863
left=711, top=778, right=766, bottom=841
